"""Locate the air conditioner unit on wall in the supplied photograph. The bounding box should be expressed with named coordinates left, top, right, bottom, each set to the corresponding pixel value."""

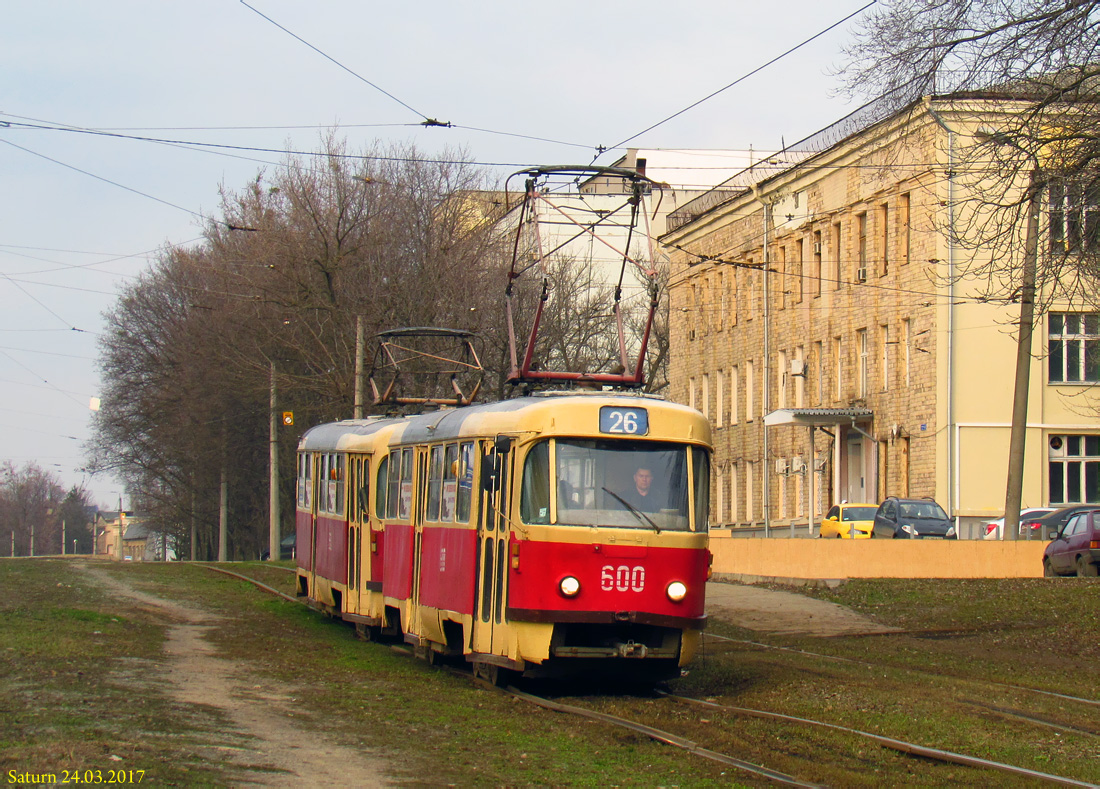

left=790, top=456, right=806, bottom=474
left=856, top=266, right=868, bottom=283
left=774, top=458, right=789, bottom=475
left=790, top=359, right=805, bottom=376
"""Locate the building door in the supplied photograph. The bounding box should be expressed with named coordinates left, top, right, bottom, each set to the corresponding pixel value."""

left=845, top=435, right=866, bottom=503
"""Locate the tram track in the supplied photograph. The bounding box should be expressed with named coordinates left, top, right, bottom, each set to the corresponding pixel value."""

left=703, top=631, right=1100, bottom=708
left=205, top=565, right=1100, bottom=787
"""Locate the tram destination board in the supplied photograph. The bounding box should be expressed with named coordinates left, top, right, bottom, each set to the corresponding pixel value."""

left=598, top=405, right=648, bottom=436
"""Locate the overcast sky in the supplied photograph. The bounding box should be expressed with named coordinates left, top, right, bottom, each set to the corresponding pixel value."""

left=0, top=0, right=871, bottom=509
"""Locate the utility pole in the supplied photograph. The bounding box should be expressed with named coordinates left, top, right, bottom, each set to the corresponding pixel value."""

left=62, top=519, right=66, bottom=555
left=354, top=315, right=365, bottom=419
left=219, top=464, right=228, bottom=562
left=1003, top=167, right=1041, bottom=541
left=269, top=360, right=280, bottom=561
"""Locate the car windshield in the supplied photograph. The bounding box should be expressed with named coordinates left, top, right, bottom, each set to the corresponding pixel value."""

left=842, top=506, right=877, bottom=521
left=519, top=438, right=705, bottom=532
left=898, top=501, right=947, bottom=519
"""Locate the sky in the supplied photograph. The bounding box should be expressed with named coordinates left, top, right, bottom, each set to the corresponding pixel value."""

left=0, top=0, right=874, bottom=510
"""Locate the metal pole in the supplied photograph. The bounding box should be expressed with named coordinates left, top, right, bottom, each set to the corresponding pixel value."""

left=354, top=315, right=365, bottom=419
left=1003, top=168, right=1041, bottom=542
left=269, top=360, right=281, bottom=561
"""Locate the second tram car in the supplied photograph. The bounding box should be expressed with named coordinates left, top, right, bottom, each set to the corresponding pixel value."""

left=295, top=391, right=711, bottom=682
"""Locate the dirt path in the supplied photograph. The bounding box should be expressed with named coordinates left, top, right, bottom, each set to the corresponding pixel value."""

left=76, top=565, right=396, bottom=787
left=706, top=581, right=900, bottom=637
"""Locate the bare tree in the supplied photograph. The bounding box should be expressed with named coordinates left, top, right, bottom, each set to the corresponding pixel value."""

left=91, top=136, right=502, bottom=559
left=0, top=463, right=70, bottom=555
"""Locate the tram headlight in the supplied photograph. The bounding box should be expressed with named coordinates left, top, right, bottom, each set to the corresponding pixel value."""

left=559, top=576, right=581, bottom=598
left=666, top=581, right=688, bottom=602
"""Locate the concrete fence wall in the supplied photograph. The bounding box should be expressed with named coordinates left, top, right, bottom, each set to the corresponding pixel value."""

left=710, top=537, right=1048, bottom=581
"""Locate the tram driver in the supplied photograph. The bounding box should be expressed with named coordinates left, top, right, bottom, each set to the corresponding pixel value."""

left=618, top=464, right=662, bottom=513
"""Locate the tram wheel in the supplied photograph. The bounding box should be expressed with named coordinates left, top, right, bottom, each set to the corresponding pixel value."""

left=474, top=661, right=510, bottom=687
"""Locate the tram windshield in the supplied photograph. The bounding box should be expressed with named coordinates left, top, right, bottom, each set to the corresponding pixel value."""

left=519, top=439, right=709, bottom=532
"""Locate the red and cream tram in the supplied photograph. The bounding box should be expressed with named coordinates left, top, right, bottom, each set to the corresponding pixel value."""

left=295, top=391, right=712, bottom=682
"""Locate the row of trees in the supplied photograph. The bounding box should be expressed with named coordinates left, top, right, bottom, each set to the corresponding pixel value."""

left=89, top=139, right=662, bottom=560
left=0, top=462, right=93, bottom=556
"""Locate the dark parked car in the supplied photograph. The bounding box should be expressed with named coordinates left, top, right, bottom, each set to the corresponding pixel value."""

left=872, top=497, right=957, bottom=539
left=1028, top=505, right=1100, bottom=542
left=260, top=533, right=296, bottom=562
left=1043, top=509, right=1100, bottom=577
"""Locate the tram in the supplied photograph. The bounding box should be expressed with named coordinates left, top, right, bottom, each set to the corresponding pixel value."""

left=294, top=391, right=712, bottom=682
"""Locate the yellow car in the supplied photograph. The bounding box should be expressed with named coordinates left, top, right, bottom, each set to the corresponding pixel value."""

left=820, top=503, right=878, bottom=538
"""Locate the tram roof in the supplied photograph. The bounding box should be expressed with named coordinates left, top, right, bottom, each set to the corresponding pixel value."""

left=296, top=391, right=708, bottom=452
left=298, top=416, right=404, bottom=451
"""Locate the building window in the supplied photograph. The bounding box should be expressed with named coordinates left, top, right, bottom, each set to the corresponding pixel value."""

left=795, top=345, right=805, bottom=407
left=688, top=377, right=696, bottom=410
left=880, top=324, right=890, bottom=392
left=716, top=370, right=724, bottom=427
left=746, top=460, right=755, bottom=523
left=1049, top=181, right=1100, bottom=253
left=879, top=202, right=890, bottom=276
left=857, top=328, right=868, bottom=397
left=814, top=340, right=823, bottom=406
left=702, top=373, right=710, bottom=419
left=812, top=230, right=822, bottom=298
left=730, top=365, right=739, bottom=426
left=718, top=271, right=726, bottom=330
left=899, top=192, right=911, bottom=264
left=856, top=212, right=868, bottom=282
left=1048, top=312, right=1100, bottom=383
left=746, top=360, right=755, bottom=422
left=832, top=222, right=842, bottom=290
left=833, top=337, right=843, bottom=401
left=730, top=462, right=740, bottom=523
left=903, top=318, right=912, bottom=387
left=794, top=238, right=804, bottom=304
left=1049, top=434, right=1100, bottom=504
left=778, top=350, right=788, bottom=409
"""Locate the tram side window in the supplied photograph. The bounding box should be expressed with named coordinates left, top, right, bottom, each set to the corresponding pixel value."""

left=692, top=447, right=711, bottom=533
left=319, top=455, right=330, bottom=513
left=297, top=453, right=312, bottom=508
left=456, top=442, right=474, bottom=522
left=427, top=445, right=444, bottom=521
left=334, top=454, right=345, bottom=516
left=520, top=441, right=551, bottom=525
left=375, top=455, right=389, bottom=518
left=442, top=444, right=459, bottom=521
left=357, top=457, right=370, bottom=520
left=399, top=448, right=413, bottom=520
left=386, top=452, right=400, bottom=519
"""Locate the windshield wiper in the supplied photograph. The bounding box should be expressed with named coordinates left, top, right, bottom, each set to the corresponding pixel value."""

left=601, top=487, right=660, bottom=533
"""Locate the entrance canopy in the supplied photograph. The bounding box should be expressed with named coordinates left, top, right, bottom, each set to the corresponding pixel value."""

left=763, top=407, right=873, bottom=427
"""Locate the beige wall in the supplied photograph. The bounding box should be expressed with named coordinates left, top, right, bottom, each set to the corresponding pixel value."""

left=710, top=536, right=1047, bottom=579
left=665, top=96, right=1100, bottom=534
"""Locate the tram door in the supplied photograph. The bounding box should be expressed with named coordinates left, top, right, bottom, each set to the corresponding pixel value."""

left=345, top=455, right=367, bottom=616
left=407, top=447, right=430, bottom=639
left=473, top=436, right=513, bottom=656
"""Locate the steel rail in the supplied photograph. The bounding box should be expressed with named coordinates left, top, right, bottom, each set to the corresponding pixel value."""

left=704, top=631, right=1100, bottom=707
left=504, top=686, right=823, bottom=788
left=197, top=563, right=301, bottom=603
left=661, top=691, right=1098, bottom=788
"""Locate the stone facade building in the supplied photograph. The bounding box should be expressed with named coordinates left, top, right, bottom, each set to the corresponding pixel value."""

left=663, top=94, right=1100, bottom=538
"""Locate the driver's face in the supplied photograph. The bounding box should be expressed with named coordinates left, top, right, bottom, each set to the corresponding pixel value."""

left=634, top=468, right=652, bottom=494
